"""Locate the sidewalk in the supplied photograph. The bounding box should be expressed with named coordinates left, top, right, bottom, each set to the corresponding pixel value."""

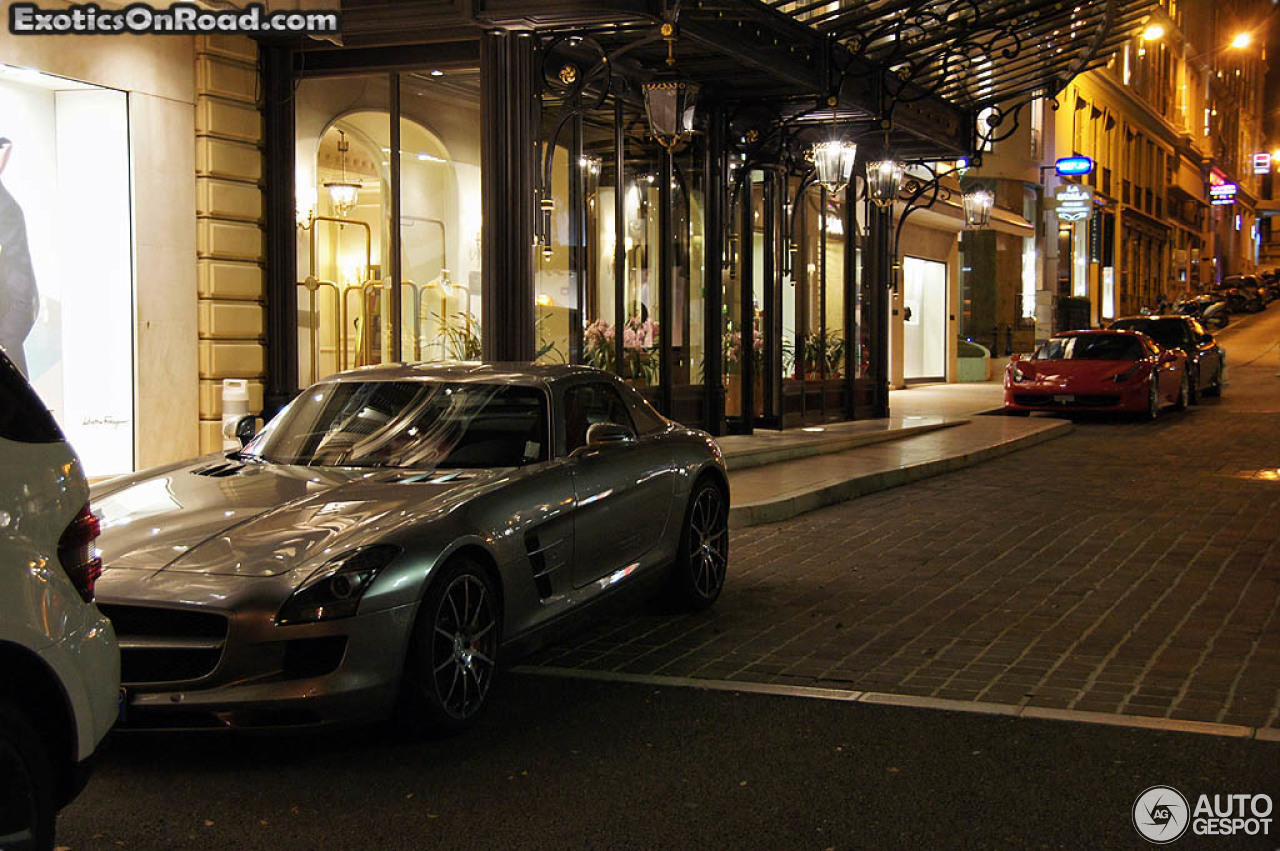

left=719, top=380, right=1070, bottom=527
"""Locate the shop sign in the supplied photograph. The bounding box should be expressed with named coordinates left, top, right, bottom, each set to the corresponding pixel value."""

left=1209, top=183, right=1237, bottom=206
left=1253, top=153, right=1271, bottom=174
left=1055, top=156, right=1094, bottom=176
left=1054, top=183, right=1094, bottom=222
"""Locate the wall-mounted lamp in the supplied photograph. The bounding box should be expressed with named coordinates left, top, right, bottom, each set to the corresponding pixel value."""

left=866, top=159, right=906, bottom=207
left=962, top=186, right=995, bottom=229
left=810, top=141, right=858, bottom=193
left=642, top=80, right=699, bottom=150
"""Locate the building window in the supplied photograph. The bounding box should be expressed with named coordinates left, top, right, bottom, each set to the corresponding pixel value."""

left=293, top=70, right=484, bottom=385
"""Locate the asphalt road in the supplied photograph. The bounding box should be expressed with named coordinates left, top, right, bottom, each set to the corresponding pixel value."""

left=56, top=305, right=1280, bottom=851
left=58, top=673, right=1279, bottom=851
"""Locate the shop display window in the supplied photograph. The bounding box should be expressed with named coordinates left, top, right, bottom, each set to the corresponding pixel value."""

left=0, top=69, right=133, bottom=476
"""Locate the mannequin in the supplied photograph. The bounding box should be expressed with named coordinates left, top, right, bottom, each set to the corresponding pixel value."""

left=0, top=137, right=39, bottom=377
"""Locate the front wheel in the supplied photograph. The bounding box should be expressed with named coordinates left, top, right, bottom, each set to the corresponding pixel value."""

left=1145, top=372, right=1161, bottom=420
left=0, top=699, right=56, bottom=851
left=402, top=558, right=501, bottom=734
left=1187, top=365, right=1201, bottom=405
left=664, top=479, right=729, bottom=611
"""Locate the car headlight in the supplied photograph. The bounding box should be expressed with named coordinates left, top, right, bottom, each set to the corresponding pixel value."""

left=1113, top=363, right=1142, bottom=383
left=1011, top=365, right=1029, bottom=382
left=276, top=545, right=401, bottom=625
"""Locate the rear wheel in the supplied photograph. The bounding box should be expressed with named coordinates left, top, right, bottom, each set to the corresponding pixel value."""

left=402, top=558, right=501, bottom=734
left=1174, top=371, right=1189, bottom=411
left=1204, top=360, right=1224, bottom=397
left=665, top=479, right=729, bottom=611
left=0, top=698, right=55, bottom=851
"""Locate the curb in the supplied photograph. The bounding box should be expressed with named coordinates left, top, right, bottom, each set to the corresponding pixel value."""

left=728, top=419, right=1072, bottom=528
left=514, top=666, right=1277, bottom=741
left=721, top=418, right=966, bottom=471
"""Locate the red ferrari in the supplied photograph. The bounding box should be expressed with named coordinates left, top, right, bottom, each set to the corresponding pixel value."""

left=1004, top=329, right=1189, bottom=418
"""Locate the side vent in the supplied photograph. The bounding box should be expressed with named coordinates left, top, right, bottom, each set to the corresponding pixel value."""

left=524, top=532, right=555, bottom=599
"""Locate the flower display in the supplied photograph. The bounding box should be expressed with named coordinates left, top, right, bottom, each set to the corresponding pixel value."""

left=583, top=315, right=661, bottom=384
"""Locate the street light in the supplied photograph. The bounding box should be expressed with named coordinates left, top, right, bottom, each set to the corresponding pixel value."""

left=1231, top=32, right=1252, bottom=49
left=1141, top=23, right=1166, bottom=41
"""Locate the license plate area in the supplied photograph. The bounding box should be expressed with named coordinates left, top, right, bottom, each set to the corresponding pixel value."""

left=1053, top=395, right=1074, bottom=404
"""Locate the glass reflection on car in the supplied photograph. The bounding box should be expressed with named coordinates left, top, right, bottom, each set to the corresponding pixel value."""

left=1033, top=335, right=1144, bottom=361
left=243, top=382, right=547, bottom=468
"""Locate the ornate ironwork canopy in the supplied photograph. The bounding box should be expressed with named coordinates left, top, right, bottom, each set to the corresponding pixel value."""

left=769, top=0, right=1149, bottom=113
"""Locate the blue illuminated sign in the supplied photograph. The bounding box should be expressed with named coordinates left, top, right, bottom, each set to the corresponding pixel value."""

left=1055, top=156, right=1094, bottom=176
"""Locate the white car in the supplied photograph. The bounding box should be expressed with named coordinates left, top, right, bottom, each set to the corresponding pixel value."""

left=0, top=352, right=118, bottom=850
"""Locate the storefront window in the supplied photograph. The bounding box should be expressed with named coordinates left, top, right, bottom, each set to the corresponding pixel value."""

left=0, top=70, right=133, bottom=476
left=294, top=69, right=483, bottom=386
left=623, top=119, right=661, bottom=389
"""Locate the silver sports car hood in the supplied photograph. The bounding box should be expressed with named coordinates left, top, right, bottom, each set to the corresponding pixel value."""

left=92, top=458, right=498, bottom=577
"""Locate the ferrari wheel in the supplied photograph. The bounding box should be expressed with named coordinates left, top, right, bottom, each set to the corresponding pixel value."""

left=1145, top=373, right=1160, bottom=420
left=1174, top=371, right=1189, bottom=411
left=403, top=558, right=500, bottom=732
left=1187, top=365, right=1200, bottom=405
left=665, top=478, right=729, bottom=611
left=0, top=699, right=55, bottom=851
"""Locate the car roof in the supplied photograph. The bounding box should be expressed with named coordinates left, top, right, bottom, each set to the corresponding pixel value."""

left=319, top=361, right=606, bottom=388
left=1111, top=314, right=1189, bottom=322
left=1054, top=328, right=1148, bottom=337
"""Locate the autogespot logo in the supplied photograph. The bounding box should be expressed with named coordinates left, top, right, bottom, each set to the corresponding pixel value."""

left=1133, top=786, right=1190, bottom=844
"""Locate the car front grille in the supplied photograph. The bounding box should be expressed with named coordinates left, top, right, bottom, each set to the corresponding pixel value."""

left=1014, top=394, right=1121, bottom=408
left=97, top=603, right=228, bottom=685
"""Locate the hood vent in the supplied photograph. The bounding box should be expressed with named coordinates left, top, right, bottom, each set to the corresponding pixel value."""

left=191, top=461, right=248, bottom=478
left=397, top=471, right=475, bottom=485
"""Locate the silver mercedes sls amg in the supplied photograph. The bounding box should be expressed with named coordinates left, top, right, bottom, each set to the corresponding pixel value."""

left=92, top=363, right=729, bottom=730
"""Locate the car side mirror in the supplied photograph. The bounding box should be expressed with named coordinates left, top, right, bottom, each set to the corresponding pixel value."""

left=234, top=414, right=257, bottom=448
left=586, top=422, right=635, bottom=447
left=1009, top=353, right=1022, bottom=363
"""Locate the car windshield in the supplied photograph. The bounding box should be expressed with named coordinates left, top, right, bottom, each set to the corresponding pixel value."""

left=1109, top=318, right=1187, bottom=348
left=1033, top=335, right=1145, bottom=361
left=244, top=381, right=548, bottom=468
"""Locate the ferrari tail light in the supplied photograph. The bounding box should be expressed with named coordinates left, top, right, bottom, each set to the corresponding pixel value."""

left=58, top=503, right=103, bottom=603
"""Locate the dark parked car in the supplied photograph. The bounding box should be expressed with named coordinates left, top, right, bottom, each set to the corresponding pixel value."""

left=1215, top=283, right=1263, bottom=313
left=1108, top=315, right=1225, bottom=403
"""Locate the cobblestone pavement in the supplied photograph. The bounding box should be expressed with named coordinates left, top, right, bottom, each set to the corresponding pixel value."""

left=527, top=313, right=1280, bottom=730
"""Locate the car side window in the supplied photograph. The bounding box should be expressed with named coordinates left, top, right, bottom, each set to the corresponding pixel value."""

left=563, top=383, right=636, bottom=452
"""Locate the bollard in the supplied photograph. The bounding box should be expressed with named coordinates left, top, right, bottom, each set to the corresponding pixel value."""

left=220, top=379, right=250, bottom=451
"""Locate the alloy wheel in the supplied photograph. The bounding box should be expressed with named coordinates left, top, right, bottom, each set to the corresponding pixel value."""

left=1147, top=373, right=1160, bottom=419
left=429, top=573, right=498, bottom=720
left=688, top=485, right=728, bottom=600
left=1176, top=372, right=1189, bottom=411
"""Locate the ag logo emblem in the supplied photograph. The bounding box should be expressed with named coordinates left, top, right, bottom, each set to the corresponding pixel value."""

left=1133, top=786, right=1190, bottom=843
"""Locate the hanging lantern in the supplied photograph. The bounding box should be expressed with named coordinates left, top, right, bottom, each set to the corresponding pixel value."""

left=962, top=186, right=995, bottom=229
left=324, top=129, right=361, bottom=217
left=642, top=80, right=699, bottom=150
left=866, top=160, right=905, bottom=207
left=810, top=141, right=858, bottom=194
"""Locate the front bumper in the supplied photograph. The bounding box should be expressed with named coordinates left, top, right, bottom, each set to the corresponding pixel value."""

left=105, top=594, right=419, bottom=729
left=1003, top=381, right=1148, bottom=412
